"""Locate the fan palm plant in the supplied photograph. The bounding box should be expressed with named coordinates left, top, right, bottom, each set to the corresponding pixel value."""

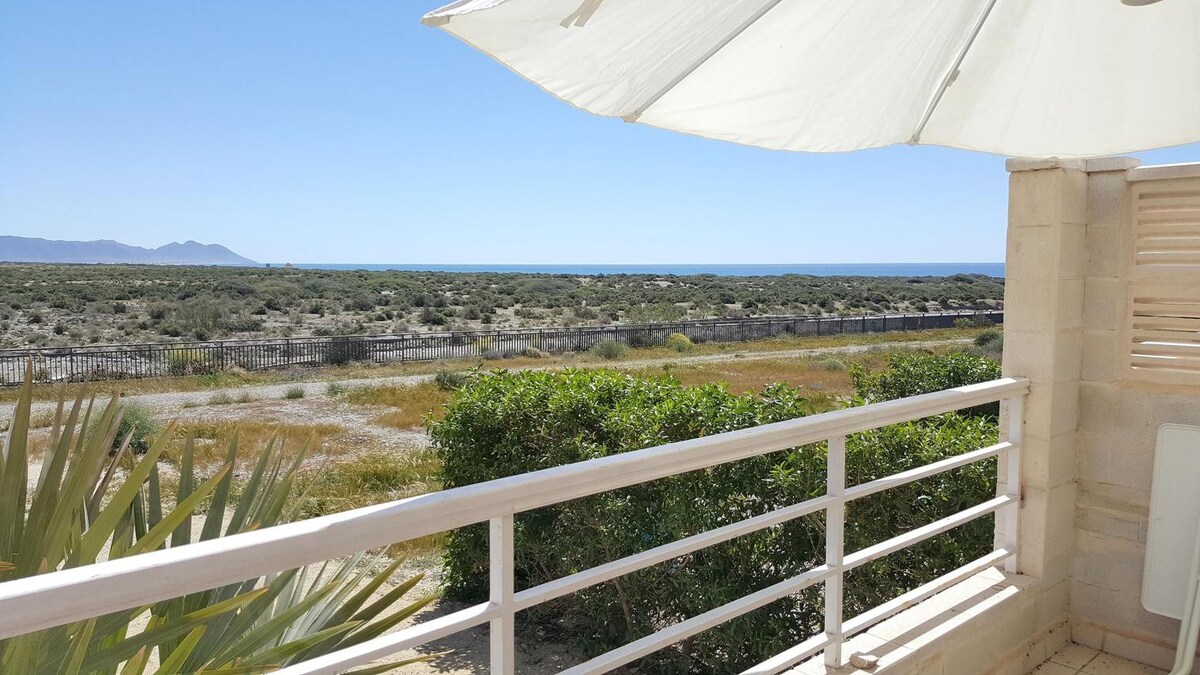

left=0, top=365, right=435, bottom=674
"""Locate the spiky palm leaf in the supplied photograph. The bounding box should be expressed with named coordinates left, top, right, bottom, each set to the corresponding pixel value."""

left=0, top=366, right=435, bottom=673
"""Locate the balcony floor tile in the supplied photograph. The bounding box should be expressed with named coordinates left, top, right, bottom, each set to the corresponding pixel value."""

left=1030, top=645, right=1167, bottom=675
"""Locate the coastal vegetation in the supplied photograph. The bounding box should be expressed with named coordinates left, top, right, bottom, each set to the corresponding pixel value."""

left=430, top=350, right=1002, bottom=672
left=1, top=331, right=1003, bottom=672
left=0, top=264, right=1004, bottom=348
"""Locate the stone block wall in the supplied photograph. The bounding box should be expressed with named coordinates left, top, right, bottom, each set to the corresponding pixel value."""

left=1006, top=158, right=1200, bottom=673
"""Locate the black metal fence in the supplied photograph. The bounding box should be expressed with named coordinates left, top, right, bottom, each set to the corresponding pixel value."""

left=0, top=310, right=1002, bottom=386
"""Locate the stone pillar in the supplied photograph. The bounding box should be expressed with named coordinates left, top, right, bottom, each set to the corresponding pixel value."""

left=1002, top=159, right=1089, bottom=600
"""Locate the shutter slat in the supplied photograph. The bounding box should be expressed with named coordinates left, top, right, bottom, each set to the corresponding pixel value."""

left=1127, top=178, right=1200, bottom=386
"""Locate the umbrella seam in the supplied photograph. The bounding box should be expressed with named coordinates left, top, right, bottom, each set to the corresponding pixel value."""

left=908, top=0, right=1001, bottom=145
left=622, top=0, right=793, bottom=124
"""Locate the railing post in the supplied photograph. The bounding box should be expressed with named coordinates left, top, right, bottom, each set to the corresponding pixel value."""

left=824, top=435, right=846, bottom=667
left=490, top=515, right=515, bottom=674
left=1002, top=395, right=1024, bottom=573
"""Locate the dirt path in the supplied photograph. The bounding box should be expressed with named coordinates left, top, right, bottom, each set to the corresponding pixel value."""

left=25, top=338, right=968, bottom=417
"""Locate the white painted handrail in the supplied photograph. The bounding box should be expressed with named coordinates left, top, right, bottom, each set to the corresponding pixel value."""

left=0, top=377, right=1029, bottom=674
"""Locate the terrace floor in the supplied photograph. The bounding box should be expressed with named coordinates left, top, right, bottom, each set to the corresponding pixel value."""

left=1030, top=645, right=1167, bottom=675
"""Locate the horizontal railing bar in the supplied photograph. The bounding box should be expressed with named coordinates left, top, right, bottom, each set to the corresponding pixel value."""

left=843, top=496, right=1013, bottom=570
left=743, top=549, right=1012, bottom=675
left=841, top=548, right=1012, bottom=636
left=843, top=442, right=1013, bottom=502
left=559, top=565, right=836, bottom=675
left=275, top=601, right=496, bottom=675
left=514, top=495, right=838, bottom=611
left=518, top=441, right=1010, bottom=612
left=0, top=379, right=1027, bottom=641
left=741, top=633, right=833, bottom=675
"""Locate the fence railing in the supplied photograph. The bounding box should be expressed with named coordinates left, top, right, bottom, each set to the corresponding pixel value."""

left=0, top=310, right=1002, bottom=386
left=0, top=377, right=1028, bottom=674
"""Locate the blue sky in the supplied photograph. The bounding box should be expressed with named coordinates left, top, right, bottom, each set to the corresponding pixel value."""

left=2, top=1, right=1198, bottom=265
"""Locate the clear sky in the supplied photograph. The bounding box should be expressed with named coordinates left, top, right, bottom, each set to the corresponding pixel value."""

left=2, top=1, right=1198, bottom=265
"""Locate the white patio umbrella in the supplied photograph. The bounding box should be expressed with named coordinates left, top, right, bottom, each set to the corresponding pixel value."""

left=422, top=0, right=1200, bottom=158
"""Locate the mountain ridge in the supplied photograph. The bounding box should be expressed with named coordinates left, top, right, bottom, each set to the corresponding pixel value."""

left=0, top=236, right=258, bottom=266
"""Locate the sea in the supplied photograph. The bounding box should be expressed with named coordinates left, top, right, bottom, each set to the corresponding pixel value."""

left=287, top=263, right=1005, bottom=277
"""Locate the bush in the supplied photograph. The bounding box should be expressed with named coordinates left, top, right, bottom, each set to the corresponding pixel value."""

left=90, top=402, right=161, bottom=454
left=813, top=356, right=847, bottom=372
left=519, top=346, right=547, bottom=359
left=851, top=350, right=1001, bottom=418
left=665, top=332, right=693, bottom=352
left=283, top=385, right=306, bottom=400
left=420, top=306, right=447, bottom=325
left=430, top=370, right=998, bottom=672
left=954, top=314, right=993, bottom=328
left=434, top=369, right=471, bottom=392
left=589, top=339, right=627, bottom=360
left=974, top=329, right=1004, bottom=356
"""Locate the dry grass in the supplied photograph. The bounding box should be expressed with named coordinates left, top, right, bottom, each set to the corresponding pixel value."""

left=292, top=448, right=445, bottom=556
left=343, top=382, right=454, bottom=430
left=0, top=327, right=989, bottom=403
left=167, top=419, right=351, bottom=468
left=630, top=347, right=904, bottom=394
left=638, top=358, right=855, bottom=397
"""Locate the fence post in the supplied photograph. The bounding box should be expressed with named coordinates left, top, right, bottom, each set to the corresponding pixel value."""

left=824, top=435, right=847, bottom=667
left=490, top=514, right=515, bottom=673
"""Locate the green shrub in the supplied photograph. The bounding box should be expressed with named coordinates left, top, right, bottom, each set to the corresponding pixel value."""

left=325, top=382, right=348, bottom=397
left=974, top=329, right=1004, bottom=356
left=813, top=356, right=847, bottom=371
left=419, top=306, right=447, bottom=325
left=434, top=369, right=472, bottom=392
left=954, top=315, right=993, bottom=328
left=589, top=339, right=627, bottom=360
left=430, top=369, right=997, bottom=672
left=283, top=385, right=306, bottom=399
left=665, top=332, right=693, bottom=352
left=851, top=350, right=1001, bottom=418
left=89, top=402, right=160, bottom=454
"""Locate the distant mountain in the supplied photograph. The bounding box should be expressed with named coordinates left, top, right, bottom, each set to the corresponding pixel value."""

left=0, top=236, right=258, bottom=266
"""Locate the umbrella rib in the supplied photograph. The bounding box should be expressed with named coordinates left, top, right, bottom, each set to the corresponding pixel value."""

left=622, top=0, right=791, bottom=123
left=908, top=0, right=1000, bottom=145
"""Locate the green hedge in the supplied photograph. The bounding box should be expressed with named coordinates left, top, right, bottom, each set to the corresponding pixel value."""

left=850, top=350, right=1002, bottom=418
left=429, top=366, right=998, bottom=673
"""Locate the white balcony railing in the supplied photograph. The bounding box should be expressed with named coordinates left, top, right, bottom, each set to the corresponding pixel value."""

left=0, top=377, right=1029, bottom=674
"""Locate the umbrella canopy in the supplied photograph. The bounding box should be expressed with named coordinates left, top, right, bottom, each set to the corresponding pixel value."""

left=423, top=0, right=1200, bottom=158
